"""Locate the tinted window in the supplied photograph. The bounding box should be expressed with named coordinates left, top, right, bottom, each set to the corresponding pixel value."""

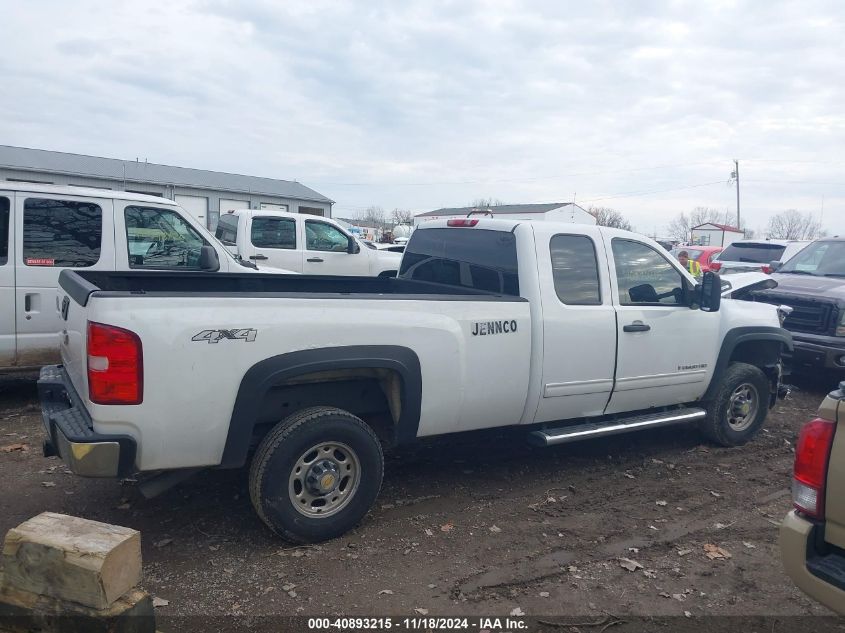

left=780, top=241, right=845, bottom=276
left=399, top=228, right=519, bottom=295
left=305, top=221, right=348, bottom=252
left=612, top=239, right=685, bottom=305
left=23, top=198, right=102, bottom=267
left=0, top=197, right=8, bottom=265
left=215, top=214, right=238, bottom=244
left=125, top=206, right=208, bottom=269
left=718, top=242, right=785, bottom=263
left=550, top=235, right=601, bottom=305
left=251, top=217, right=296, bottom=249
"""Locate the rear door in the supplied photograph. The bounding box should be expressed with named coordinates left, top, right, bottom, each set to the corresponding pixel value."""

left=604, top=235, right=720, bottom=414
left=535, top=229, right=617, bottom=421
left=303, top=218, right=369, bottom=275
left=14, top=193, right=115, bottom=367
left=0, top=194, right=14, bottom=367
left=246, top=214, right=303, bottom=272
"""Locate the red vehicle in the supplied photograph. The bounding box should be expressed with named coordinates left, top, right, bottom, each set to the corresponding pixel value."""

left=671, top=246, right=723, bottom=273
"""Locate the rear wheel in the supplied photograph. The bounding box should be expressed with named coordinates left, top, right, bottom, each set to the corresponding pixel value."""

left=700, top=362, right=769, bottom=446
left=249, top=406, right=384, bottom=543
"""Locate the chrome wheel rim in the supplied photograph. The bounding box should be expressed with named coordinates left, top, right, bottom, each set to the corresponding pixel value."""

left=727, top=383, right=759, bottom=432
left=289, top=441, right=361, bottom=518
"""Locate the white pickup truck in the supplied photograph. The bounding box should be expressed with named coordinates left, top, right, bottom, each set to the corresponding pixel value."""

left=39, top=218, right=792, bottom=543
left=214, top=209, right=402, bottom=277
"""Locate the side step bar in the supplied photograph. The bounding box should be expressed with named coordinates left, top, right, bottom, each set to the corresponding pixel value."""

left=528, top=407, right=707, bottom=447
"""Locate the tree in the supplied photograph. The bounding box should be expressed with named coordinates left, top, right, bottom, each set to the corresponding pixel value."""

left=354, top=206, right=387, bottom=229
left=587, top=206, right=633, bottom=231
left=667, top=207, right=743, bottom=242
left=766, top=210, right=826, bottom=240
left=469, top=197, right=505, bottom=208
left=390, top=208, right=413, bottom=226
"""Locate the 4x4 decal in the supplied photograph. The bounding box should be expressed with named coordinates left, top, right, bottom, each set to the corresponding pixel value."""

left=192, top=329, right=257, bottom=344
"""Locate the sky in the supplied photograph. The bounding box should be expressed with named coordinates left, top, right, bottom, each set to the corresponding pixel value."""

left=1, top=0, right=843, bottom=237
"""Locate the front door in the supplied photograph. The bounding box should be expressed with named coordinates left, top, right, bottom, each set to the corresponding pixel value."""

left=0, top=194, right=14, bottom=368
left=14, top=193, right=115, bottom=367
left=247, top=215, right=303, bottom=272
left=536, top=231, right=617, bottom=422
left=604, top=236, right=720, bottom=414
left=303, top=219, right=369, bottom=276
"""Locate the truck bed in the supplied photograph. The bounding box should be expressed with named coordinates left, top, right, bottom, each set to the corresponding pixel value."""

left=60, top=270, right=525, bottom=306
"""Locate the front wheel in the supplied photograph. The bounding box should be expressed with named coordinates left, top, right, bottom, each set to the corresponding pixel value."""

left=699, top=362, right=769, bottom=447
left=249, top=407, right=384, bottom=543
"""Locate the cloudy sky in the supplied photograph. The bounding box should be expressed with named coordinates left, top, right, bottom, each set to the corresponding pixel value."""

left=1, top=0, right=843, bottom=236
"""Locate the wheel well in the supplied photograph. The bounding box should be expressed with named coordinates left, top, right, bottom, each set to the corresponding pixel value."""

left=729, top=340, right=782, bottom=368
left=251, top=368, right=403, bottom=447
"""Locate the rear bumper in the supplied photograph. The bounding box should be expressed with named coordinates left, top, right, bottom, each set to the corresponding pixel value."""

left=38, top=365, right=136, bottom=478
left=786, top=333, right=845, bottom=370
left=780, top=510, right=845, bottom=615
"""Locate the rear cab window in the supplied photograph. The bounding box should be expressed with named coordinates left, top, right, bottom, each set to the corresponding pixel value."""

left=550, top=234, right=601, bottom=304
left=251, top=216, right=296, bottom=249
left=719, top=243, right=785, bottom=263
left=0, top=197, right=8, bottom=265
left=23, top=198, right=102, bottom=267
left=125, top=206, right=209, bottom=269
left=399, top=227, right=519, bottom=295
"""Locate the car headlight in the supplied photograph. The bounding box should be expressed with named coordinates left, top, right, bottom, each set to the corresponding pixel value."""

left=837, top=310, right=845, bottom=337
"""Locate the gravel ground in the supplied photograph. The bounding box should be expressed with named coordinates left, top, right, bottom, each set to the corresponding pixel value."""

left=0, top=371, right=841, bottom=631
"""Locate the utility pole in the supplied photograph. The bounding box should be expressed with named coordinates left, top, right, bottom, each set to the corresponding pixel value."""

left=732, top=159, right=740, bottom=229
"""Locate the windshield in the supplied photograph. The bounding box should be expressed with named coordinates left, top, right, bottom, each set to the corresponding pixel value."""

left=717, top=242, right=785, bottom=263
left=671, top=248, right=705, bottom=261
left=779, top=241, right=845, bottom=276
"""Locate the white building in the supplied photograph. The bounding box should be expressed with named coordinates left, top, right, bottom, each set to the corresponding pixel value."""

left=414, top=202, right=596, bottom=226
left=690, top=222, right=745, bottom=247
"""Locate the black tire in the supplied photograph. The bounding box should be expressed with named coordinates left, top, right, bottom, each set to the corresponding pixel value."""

left=249, top=406, right=384, bottom=543
left=699, top=362, right=770, bottom=447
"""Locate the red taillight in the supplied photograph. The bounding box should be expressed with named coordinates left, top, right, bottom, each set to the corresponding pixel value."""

left=761, top=265, right=773, bottom=274
left=710, top=262, right=721, bottom=272
left=447, top=219, right=479, bottom=227
left=792, top=418, right=836, bottom=519
left=87, top=321, right=143, bottom=405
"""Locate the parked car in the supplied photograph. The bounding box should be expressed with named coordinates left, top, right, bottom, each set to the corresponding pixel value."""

left=670, top=246, right=723, bottom=273
left=40, top=218, right=791, bottom=542
left=746, top=238, right=845, bottom=373
left=780, top=381, right=845, bottom=614
left=711, top=239, right=810, bottom=275
left=0, top=183, right=277, bottom=373
left=215, top=209, right=401, bottom=277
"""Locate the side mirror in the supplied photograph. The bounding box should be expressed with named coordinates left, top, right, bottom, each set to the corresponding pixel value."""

left=347, top=238, right=360, bottom=254
left=199, top=245, right=220, bottom=271
left=699, top=271, right=721, bottom=312
left=769, top=260, right=782, bottom=272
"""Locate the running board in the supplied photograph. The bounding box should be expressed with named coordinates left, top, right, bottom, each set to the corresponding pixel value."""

left=527, top=407, right=707, bottom=447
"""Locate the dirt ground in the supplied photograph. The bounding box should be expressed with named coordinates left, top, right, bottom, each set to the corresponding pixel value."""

left=0, top=371, right=841, bottom=629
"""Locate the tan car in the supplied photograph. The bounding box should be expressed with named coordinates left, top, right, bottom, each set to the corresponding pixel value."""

left=780, top=382, right=845, bottom=614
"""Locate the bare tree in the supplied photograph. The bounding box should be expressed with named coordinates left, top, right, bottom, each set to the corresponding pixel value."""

left=390, top=208, right=413, bottom=226
left=667, top=207, right=742, bottom=242
left=587, top=206, right=633, bottom=231
left=766, top=210, right=825, bottom=240
left=469, top=197, right=505, bottom=208
left=354, top=206, right=387, bottom=229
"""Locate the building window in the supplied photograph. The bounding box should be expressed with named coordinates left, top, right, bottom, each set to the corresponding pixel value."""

left=299, top=206, right=325, bottom=217
left=23, top=198, right=102, bottom=267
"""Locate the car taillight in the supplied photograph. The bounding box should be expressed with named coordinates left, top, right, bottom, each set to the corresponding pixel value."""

left=710, top=262, right=721, bottom=272
left=792, top=418, right=836, bottom=519
left=87, top=321, right=143, bottom=405
left=447, top=219, right=479, bottom=227
left=761, top=265, right=773, bottom=274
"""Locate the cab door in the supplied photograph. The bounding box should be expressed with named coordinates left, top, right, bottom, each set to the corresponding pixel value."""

left=244, top=214, right=303, bottom=272
left=303, top=219, right=369, bottom=275
left=603, top=235, right=720, bottom=414
left=0, top=194, right=14, bottom=368
left=14, top=193, right=115, bottom=367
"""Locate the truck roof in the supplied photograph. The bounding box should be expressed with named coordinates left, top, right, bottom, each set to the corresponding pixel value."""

left=0, top=182, right=179, bottom=205
left=415, top=217, right=654, bottom=243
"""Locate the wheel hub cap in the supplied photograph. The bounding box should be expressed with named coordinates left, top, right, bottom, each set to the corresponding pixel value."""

left=306, top=459, right=341, bottom=495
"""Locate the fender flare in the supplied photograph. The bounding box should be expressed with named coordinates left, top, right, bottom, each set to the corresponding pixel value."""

left=220, top=345, right=422, bottom=468
left=701, top=326, right=793, bottom=401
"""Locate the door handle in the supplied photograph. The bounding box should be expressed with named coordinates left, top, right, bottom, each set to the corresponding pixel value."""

left=623, top=322, right=651, bottom=332
left=249, top=255, right=268, bottom=260
left=307, top=257, right=324, bottom=263
left=24, top=294, right=32, bottom=312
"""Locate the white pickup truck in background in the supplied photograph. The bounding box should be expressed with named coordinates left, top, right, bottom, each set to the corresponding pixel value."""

left=0, top=183, right=283, bottom=373
left=40, top=217, right=791, bottom=543
left=214, top=209, right=402, bottom=276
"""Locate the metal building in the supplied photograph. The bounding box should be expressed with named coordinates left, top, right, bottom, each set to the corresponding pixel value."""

left=0, top=145, right=333, bottom=230
left=414, top=202, right=596, bottom=226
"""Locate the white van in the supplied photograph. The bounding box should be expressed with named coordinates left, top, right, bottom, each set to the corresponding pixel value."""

left=214, top=209, right=402, bottom=277
left=0, top=183, right=275, bottom=372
